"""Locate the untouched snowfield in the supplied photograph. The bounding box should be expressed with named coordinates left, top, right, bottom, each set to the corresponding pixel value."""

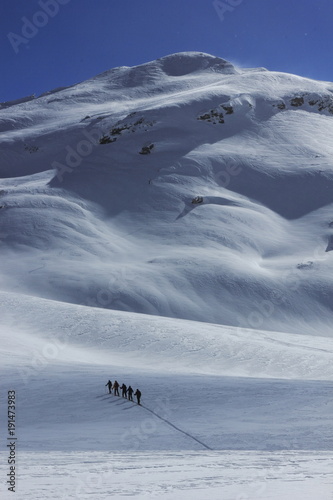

left=1, top=52, right=333, bottom=498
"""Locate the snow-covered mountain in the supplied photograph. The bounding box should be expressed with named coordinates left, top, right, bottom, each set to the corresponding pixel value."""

left=1, top=51, right=333, bottom=335
left=1, top=52, right=333, bottom=499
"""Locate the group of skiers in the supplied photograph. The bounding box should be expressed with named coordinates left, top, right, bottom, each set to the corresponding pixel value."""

left=105, top=380, right=141, bottom=405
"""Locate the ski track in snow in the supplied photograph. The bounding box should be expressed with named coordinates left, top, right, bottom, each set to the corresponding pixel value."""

left=140, top=403, right=212, bottom=451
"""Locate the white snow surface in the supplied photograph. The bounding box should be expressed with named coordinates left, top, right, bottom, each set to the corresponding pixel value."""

left=1, top=52, right=333, bottom=499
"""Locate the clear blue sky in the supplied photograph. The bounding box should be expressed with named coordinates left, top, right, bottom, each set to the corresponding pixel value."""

left=1, top=0, right=332, bottom=102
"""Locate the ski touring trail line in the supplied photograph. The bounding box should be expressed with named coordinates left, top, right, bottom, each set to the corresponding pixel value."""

left=140, top=403, right=213, bottom=451
left=103, top=392, right=212, bottom=451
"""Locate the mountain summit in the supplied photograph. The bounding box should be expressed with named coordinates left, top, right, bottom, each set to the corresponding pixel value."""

left=1, top=52, right=333, bottom=335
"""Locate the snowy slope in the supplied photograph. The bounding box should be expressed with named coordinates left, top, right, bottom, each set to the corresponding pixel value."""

left=1, top=51, right=333, bottom=335
left=1, top=292, right=333, bottom=499
left=1, top=52, right=333, bottom=499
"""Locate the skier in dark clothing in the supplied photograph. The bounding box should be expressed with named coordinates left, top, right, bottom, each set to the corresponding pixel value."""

left=134, top=389, right=141, bottom=405
left=127, top=385, right=134, bottom=401
left=105, top=380, right=112, bottom=394
left=113, top=380, right=120, bottom=396
left=120, top=383, right=127, bottom=398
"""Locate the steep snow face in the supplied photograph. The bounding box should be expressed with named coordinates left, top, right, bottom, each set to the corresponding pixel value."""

left=0, top=52, right=333, bottom=335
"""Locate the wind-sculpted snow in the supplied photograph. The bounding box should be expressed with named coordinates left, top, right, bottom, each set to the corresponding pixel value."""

left=157, top=51, right=238, bottom=76
left=0, top=51, right=333, bottom=334
left=5, top=451, right=333, bottom=499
